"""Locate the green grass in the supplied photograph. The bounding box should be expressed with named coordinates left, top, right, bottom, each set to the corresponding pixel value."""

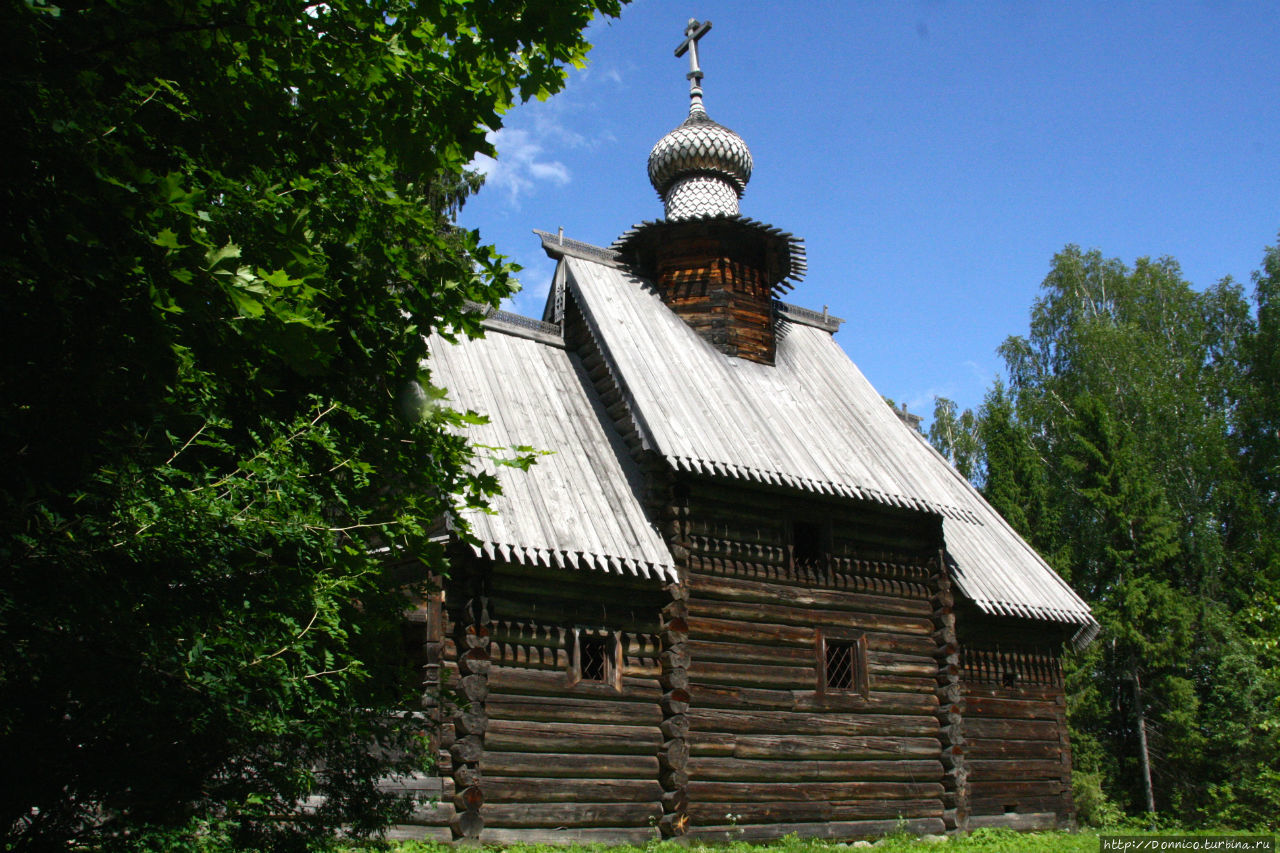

left=375, top=827, right=1278, bottom=853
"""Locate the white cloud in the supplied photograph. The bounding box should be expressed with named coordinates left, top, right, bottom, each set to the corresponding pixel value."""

left=471, top=128, right=571, bottom=208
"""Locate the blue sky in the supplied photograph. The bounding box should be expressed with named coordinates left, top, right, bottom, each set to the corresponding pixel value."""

left=458, top=1, right=1280, bottom=423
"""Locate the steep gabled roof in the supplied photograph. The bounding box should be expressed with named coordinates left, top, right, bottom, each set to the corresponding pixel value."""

left=428, top=313, right=676, bottom=583
left=561, top=254, right=1097, bottom=639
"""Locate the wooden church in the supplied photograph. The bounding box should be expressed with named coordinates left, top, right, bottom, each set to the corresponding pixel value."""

left=401, top=19, right=1098, bottom=844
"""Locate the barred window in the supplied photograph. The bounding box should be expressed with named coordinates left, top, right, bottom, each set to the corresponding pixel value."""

left=818, top=631, right=868, bottom=696
left=568, top=628, right=620, bottom=689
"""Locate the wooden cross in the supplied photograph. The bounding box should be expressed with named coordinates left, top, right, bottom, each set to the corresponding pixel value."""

left=674, top=18, right=712, bottom=82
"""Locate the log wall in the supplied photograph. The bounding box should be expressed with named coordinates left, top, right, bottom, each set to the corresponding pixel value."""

left=961, top=643, right=1075, bottom=830
left=474, top=561, right=668, bottom=844
left=674, top=479, right=949, bottom=841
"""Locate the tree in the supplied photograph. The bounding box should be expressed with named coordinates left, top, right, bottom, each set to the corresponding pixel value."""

left=928, top=396, right=981, bottom=485
left=0, top=0, right=621, bottom=849
left=983, top=243, right=1280, bottom=825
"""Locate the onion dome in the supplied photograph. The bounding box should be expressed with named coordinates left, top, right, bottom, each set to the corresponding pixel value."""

left=648, top=108, right=753, bottom=220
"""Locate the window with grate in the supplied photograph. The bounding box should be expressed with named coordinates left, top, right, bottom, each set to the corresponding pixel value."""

left=568, top=628, right=620, bottom=689
left=818, top=631, right=868, bottom=696
left=579, top=635, right=610, bottom=682
left=826, top=641, right=855, bottom=689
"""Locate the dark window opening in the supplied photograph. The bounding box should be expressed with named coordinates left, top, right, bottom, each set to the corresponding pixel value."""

left=826, top=641, right=855, bottom=689
left=1002, top=669, right=1018, bottom=688
left=819, top=631, right=868, bottom=696
left=791, top=519, right=827, bottom=568
left=579, top=635, right=609, bottom=682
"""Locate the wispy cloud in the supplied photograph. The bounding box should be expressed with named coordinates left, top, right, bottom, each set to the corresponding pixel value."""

left=471, top=128, right=571, bottom=207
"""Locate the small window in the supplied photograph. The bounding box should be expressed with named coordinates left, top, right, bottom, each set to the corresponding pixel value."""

left=791, top=519, right=828, bottom=568
left=568, top=628, right=620, bottom=689
left=818, top=631, right=868, bottom=696
left=579, top=635, right=610, bottom=682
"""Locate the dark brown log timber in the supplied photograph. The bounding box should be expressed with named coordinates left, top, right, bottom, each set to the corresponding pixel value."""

left=688, top=708, right=937, bottom=737
left=687, top=573, right=932, bottom=618
left=481, top=751, right=660, bottom=779
left=486, top=693, right=663, bottom=726
left=688, top=733, right=941, bottom=761
left=483, top=801, right=661, bottom=829
left=688, top=780, right=945, bottom=802
left=482, top=777, right=662, bottom=804
left=484, top=719, right=662, bottom=755
left=967, top=813, right=1059, bottom=832
left=686, top=758, right=943, bottom=783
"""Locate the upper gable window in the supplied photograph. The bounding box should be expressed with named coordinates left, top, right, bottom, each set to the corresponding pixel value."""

left=791, top=519, right=829, bottom=569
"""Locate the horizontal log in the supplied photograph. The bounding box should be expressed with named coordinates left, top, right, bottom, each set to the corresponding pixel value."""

left=485, top=719, right=662, bottom=755
left=968, top=759, right=1066, bottom=779
left=682, top=817, right=945, bottom=842
left=793, top=690, right=939, bottom=714
left=687, top=573, right=932, bottom=619
left=482, top=776, right=662, bottom=804
left=480, top=827, right=656, bottom=845
left=688, top=780, right=944, bottom=802
left=688, top=615, right=813, bottom=647
left=482, top=751, right=659, bottom=779
left=689, top=660, right=811, bottom=690
left=386, top=824, right=453, bottom=842
left=969, top=795, right=1066, bottom=816
left=482, top=801, right=661, bottom=829
left=969, top=779, right=1064, bottom=798
left=688, top=708, right=937, bottom=738
left=486, top=693, right=663, bottom=727
left=965, top=739, right=1062, bottom=761
left=689, top=732, right=941, bottom=761
left=486, top=665, right=661, bottom=702
left=967, top=812, right=1060, bottom=831
left=964, top=717, right=1061, bottom=741
left=688, top=798, right=942, bottom=825
left=963, top=694, right=1060, bottom=721
left=694, top=598, right=935, bottom=637
left=687, top=757, right=943, bottom=783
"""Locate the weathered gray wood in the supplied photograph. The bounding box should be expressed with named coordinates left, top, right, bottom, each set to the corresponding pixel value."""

left=967, top=759, right=1066, bottom=779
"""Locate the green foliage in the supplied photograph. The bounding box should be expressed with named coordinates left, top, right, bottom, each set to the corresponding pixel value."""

left=963, top=240, right=1280, bottom=828
left=928, top=397, right=981, bottom=484
left=0, top=0, right=621, bottom=849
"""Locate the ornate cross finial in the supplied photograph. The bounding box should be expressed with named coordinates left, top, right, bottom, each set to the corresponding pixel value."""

left=674, top=18, right=712, bottom=115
